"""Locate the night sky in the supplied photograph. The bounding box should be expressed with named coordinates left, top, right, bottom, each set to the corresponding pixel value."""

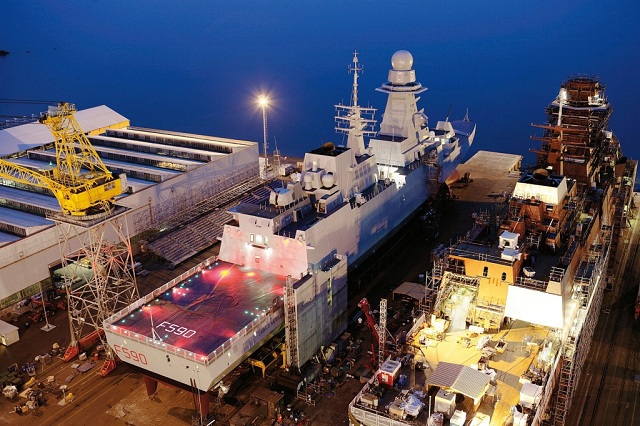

left=2, top=1, right=639, bottom=169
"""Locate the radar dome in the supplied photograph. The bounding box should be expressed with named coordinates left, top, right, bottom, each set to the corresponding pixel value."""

left=322, top=172, right=335, bottom=188
left=391, top=50, right=413, bottom=71
left=533, top=169, right=549, bottom=181
left=322, top=141, right=335, bottom=152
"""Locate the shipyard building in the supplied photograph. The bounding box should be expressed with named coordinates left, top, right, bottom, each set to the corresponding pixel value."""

left=0, top=105, right=260, bottom=310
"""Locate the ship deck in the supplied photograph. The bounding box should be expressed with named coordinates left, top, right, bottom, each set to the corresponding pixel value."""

left=109, top=260, right=286, bottom=357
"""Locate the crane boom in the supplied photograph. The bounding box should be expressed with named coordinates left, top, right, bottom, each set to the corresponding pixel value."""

left=358, top=298, right=380, bottom=343
left=0, top=102, right=124, bottom=216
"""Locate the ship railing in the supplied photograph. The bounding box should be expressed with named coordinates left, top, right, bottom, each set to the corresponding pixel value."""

left=449, top=247, right=514, bottom=266
left=105, top=257, right=219, bottom=322
left=106, top=306, right=284, bottom=367
left=349, top=382, right=422, bottom=426
left=514, top=276, right=549, bottom=291
left=106, top=326, right=208, bottom=364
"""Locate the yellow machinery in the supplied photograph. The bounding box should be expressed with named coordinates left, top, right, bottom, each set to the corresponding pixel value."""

left=0, top=102, right=123, bottom=216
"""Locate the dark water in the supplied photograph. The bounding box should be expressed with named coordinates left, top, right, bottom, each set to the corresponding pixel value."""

left=2, top=1, right=639, bottom=168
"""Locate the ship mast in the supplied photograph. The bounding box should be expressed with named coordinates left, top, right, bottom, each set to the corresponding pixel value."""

left=351, top=51, right=361, bottom=107
left=335, top=51, right=377, bottom=157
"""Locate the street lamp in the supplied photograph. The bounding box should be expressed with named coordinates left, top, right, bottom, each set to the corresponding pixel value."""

left=39, top=281, right=55, bottom=332
left=258, top=95, right=269, bottom=179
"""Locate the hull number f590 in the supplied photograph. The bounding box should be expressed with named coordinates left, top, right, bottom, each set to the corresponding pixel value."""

left=113, top=344, right=148, bottom=365
left=155, top=321, right=197, bottom=338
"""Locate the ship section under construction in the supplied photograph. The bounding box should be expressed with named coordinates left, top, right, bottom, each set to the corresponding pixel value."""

left=348, top=77, right=636, bottom=426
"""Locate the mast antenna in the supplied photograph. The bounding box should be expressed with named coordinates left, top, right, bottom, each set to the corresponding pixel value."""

left=445, top=104, right=452, bottom=122
left=348, top=51, right=363, bottom=107
left=150, top=309, right=162, bottom=342
left=273, top=136, right=284, bottom=187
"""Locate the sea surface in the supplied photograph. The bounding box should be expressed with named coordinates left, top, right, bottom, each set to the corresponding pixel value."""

left=1, top=1, right=639, bottom=168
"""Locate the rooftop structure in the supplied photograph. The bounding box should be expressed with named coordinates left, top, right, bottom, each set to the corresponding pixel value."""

left=0, top=105, right=129, bottom=156
left=436, top=77, right=636, bottom=425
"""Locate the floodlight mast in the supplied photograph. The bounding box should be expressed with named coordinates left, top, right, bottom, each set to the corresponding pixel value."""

left=258, top=95, right=269, bottom=179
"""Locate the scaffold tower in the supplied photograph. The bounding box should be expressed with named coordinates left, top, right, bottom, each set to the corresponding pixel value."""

left=378, top=299, right=387, bottom=366
left=284, top=275, right=299, bottom=371
left=549, top=224, right=611, bottom=424
left=54, top=209, right=139, bottom=376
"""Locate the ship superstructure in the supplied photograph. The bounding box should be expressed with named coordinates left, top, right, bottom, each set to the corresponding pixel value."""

left=219, top=50, right=475, bottom=275
left=104, top=51, right=474, bottom=407
left=348, top=77, right=636, bottom=426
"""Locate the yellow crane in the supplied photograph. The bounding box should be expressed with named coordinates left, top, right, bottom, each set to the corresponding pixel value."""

left=0, top=102, right=124, bottom=216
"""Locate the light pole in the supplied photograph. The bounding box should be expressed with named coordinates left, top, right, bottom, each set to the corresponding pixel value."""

left=39, top=281, right=55, bottom=332
left=258, top=95, right=269, bottom=179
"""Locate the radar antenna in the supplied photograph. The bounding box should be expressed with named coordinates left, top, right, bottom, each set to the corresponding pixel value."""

left=349, top=51, right=363, bottom=107
left=335, top=51, right=377, bottom=156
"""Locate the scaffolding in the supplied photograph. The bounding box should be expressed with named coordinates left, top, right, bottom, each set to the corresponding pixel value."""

left=419, top=274, right=439, bottom=318
left=133, top=163, right=259, bottom=235
left=530, top=77, right=613, bottom=191
left=378, top=299, right=387, bottom=367
left=470, top=297, right=505, bottom=330
left=433, top=272, right=480, bottom=320
left=523, top=76, right=638, bottom=425
left=550, top=224, right=611, bottom=424
left=54, top=209, right=139, bottom=375
left=284, top=275, right=299, bottom=371
left=609, top=160, right=637, bottom=260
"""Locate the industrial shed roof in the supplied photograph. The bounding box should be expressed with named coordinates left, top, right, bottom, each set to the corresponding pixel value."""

left=0, top=105, right=128, bottom=156
left=0, top=232, right=20, bottom=247
left=0, top=206, right=53, bottom=228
